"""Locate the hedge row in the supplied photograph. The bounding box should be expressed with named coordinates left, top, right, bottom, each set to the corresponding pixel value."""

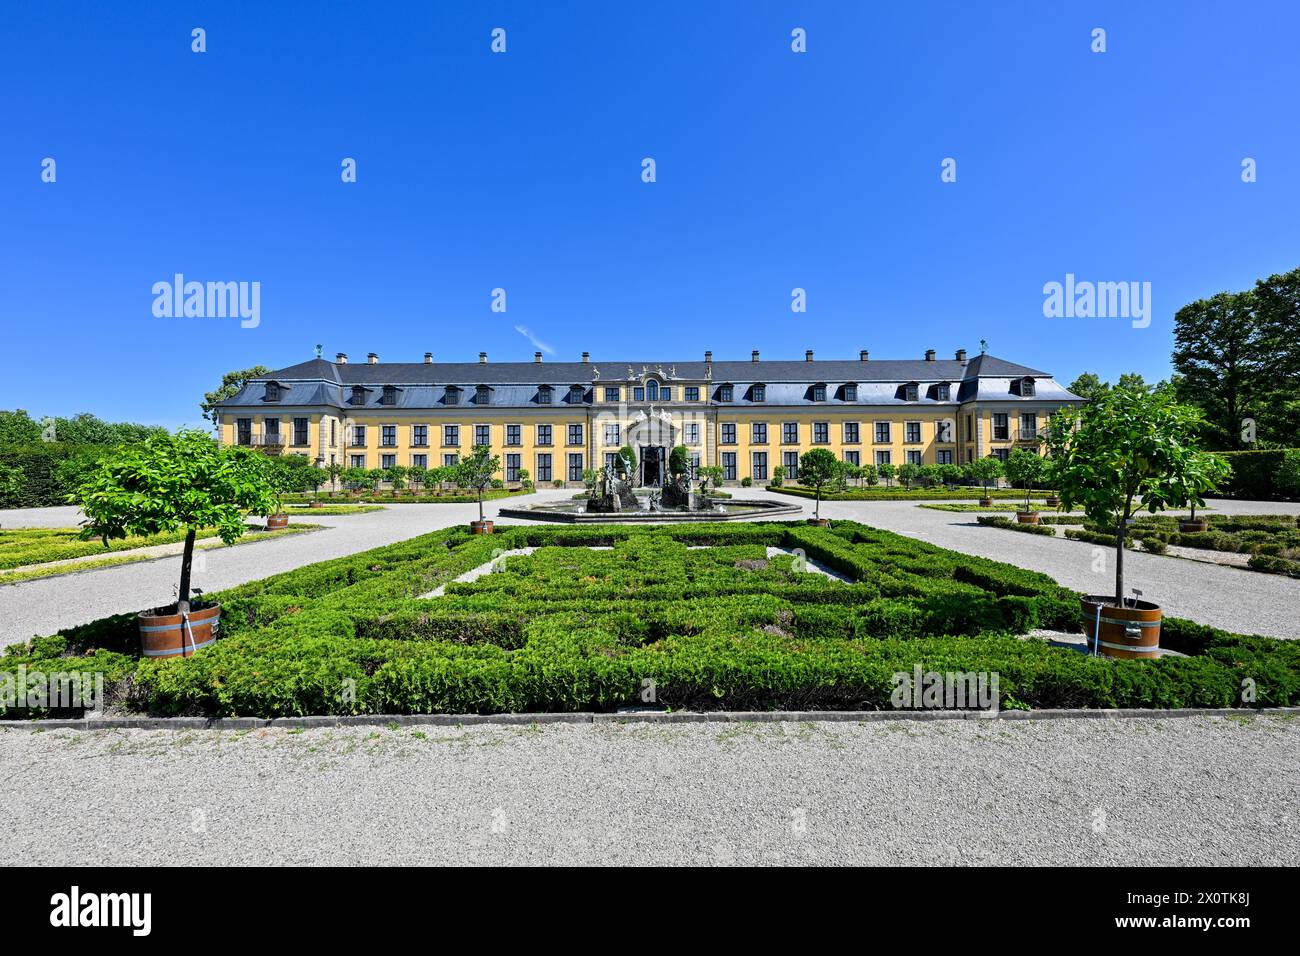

left=767, top=486, right=1055, bottom=501
left=0, top=444, right=112, bottom=508
left=1215, top=449, right=1300, bottom=500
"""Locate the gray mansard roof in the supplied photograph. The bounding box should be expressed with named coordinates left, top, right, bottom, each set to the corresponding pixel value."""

left=219, top=353, right=1080, bottom=410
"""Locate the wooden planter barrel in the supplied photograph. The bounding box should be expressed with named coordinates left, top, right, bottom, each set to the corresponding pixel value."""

left=266, top=513, right=289, bottom=529
left=308, top=501, right=323, bottom=509
left=138, top=603, right=221, bottom=658
left=1015, top=511, right=1040, bottom=524
left=1079, top=596, right=1161, bottom=660
left=1044, top=496, right=1060, bottom=507
left=978, top=498, right=994, bottom=507
left=1177, top=518, right=1208, bottom=533
left=806, top=517, right=830, bottom=527
left=471, top=520, right=494, bottom=534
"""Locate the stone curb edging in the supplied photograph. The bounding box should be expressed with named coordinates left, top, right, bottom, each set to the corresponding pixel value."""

left=5, top=706, right=1298, bottom=732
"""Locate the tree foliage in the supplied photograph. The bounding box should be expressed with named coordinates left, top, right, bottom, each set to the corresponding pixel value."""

left=200, top=366, right=272, bottom=424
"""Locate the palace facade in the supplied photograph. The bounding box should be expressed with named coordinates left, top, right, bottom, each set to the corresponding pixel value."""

left=214, top=348, right=1083, bottom=486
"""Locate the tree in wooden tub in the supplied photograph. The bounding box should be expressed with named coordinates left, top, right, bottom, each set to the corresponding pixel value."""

left=455, top=444, right=501, bottom=534
left=75, top=429, right=277, bottom=659
left=1004, top=448, right=1046, bottom=524
left=1045, top=386, right=1230, bottom=660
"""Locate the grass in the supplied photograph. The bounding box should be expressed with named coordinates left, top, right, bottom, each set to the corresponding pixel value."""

left=920, top=502, right=1078, bottom=513
left=768, top=485, right=1056, bottom=501
left=284, top=504, right=385, bottom=515
left=0, top=524, right=320, bottom=586
left=7, top=520, right=1298, bottom=718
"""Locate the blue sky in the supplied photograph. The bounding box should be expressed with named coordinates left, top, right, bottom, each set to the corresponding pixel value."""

left=3, top=0, right=1298, bottom=428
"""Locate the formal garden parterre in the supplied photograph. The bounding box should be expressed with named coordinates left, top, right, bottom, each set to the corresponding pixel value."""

left=5, top=519, right=1298, bottom=719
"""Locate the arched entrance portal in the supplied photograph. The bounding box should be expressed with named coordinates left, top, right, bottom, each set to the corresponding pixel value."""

left=626, top=414, right=678, bottom=488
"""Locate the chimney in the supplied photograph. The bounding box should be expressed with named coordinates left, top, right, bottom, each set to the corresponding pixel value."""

left=581, top=351, right=590, bottom=363
left=424, top=352, right=433, bottom=364
left=805, top=350, right=814, bottom=362
left=751, top=350, right=760, bottom=363
left=955, top=349, right=967, bottom=362
left=859, top=350, right=869, bottom=362
left=367, top=352, right=379, bottom=365
left=704, top=350, right=713, bottom=363
left=925, top=349, right=936, bottom=362
left=479, top=351, right=488, bottom=364
left=534, top=351, right=543, bottom=363
left=336, top=352, right=348, bottom=364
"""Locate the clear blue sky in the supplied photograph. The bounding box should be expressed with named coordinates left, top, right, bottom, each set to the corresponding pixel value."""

left=3, top=0, right=1298, bottom=428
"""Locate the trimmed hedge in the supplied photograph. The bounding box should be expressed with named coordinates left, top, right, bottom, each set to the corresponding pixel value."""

left=1216, top=449, right=1299, bottom=501
left=0, top=444, right=112, bottom=508
left=4, top=520, right=1297, bottom=718
left=767, top=486, right=1054, bottom=501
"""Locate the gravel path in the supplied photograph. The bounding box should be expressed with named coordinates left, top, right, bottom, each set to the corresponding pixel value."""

left=2, top=715, right=1294, bottom=865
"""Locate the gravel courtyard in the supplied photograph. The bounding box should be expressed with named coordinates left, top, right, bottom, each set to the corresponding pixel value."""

left=2, top=715, right=1294, bottom=866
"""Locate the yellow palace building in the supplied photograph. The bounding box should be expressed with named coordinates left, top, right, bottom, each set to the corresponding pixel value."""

left=214, top=348, right=1083, bottom=486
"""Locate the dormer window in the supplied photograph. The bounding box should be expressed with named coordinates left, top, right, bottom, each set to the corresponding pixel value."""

left=750, top=384, right=766, bottom=403
left=537, top=385, right=552, bottom=405
left=568, top=385, right=585, bottom=404
left=380, top=385, right=398, bottom=406
left=349, top=386, right=366, bottom=406
left=717, top=384, right=733, bottom=403
left=1019, top=377, right=1036, bottom=397
left=476, top=385, right=491, bottom=405
left=444, top=385, right=461, bottom=405
left=935, top=383, right=951, bottom=402
left=903, top=383, right=919, bottom=402
left=811, top=384, right=826, bottom=403
left=843, top=384, right=857, bottom=402
left=263, top=382, right=282, bottom=402
left=647, top=380, right=659, bottom=401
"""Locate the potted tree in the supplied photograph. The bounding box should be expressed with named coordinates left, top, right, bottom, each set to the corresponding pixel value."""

left=697, top=465, right=723, bottom=496
left=75, top=429, right=276, bottom=659
left=407, top=463, right=427, bottom=497
left=1046, top=385, right=1230, bottom=659
left=385, top=464, right=408, bottom=497
left=324, top=461, right=343, bottom=497
left=264, top=459, right=294, bottom=529
left=966, top=456, right=1003, bottom=506
left=516, top=467, right=533, bottom=493
left=455, top=444, right=501, bottom=533
left=1004, top=448, right=1046, bottom=524
left=897, top=462, right=920, bottom=490
left=878, top=462, right=896, bottom=488
left=799, top=448, right=839, bottom=525
left=771, top=464, right=785, bottom=488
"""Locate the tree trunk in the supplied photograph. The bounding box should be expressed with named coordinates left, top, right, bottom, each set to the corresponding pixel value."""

left=177, top=528, right=197, bottom=614
left=815, top=489, right=821, bottom=520
left=478, top=489, right=485, bottom=523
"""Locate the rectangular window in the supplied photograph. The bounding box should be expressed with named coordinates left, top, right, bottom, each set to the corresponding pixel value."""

left=350, top=454, right=366, bottom=469
left=350, top=424, right=366, bottom=447
left=906, top=450, right=922, bottom=465
left=1019, top=413, right=1037, bottom=440
left=604, top=423, right=620, bottom=446
left=993, top=447, right=1010, bottom=461
left=536, top=453, right=552, bottom=482
left=411, top=454, right=428, bottom=469
left=843, top=421, right=859, bottom=444
left=904, top=384, right=919, bottom=402
left=660, top=387, right=672, bottom=402
left=689, top=452, right=701, bottom=473
left=783, top=451, right=799, bottom=479
left=843, top=450, right=860, bottom=466
left=965, top=415, right=973, bottom=441
left=330, top=419, right=336, bottom=447
left=604, top=452, right=618, bottom=470
left=633, top=387, right=645, bottom=402
left=906, top=422, right=922, bottom=443
left=537, top=388, right=552, bottom=405
left=936, top=384, right=951, bottom=401
left=751, top=385, right=766, bottom=403
left=783, top=422, right=799, bottom=444
left=604, top=387, right=620, bottom=403
left=411, top=425, right=428, bottom=447
left=293, top=417, right=309, bottom=446
left=506, top=454, right=521, bottom=481
left=844, top=384, right=858, bottom=402
left=443, top=425, right=459, bottom=447
left=937, top=450, right=953, bottom=465
left=812, top=385, right=826, bottom=402
left=992, top=413, right=1009, bottom=440
left=718, top=385, right=733, bottom=402
left=751, top=422, right=767, bottom=444
left=567, top=453, right=584, bottom=482
left=567, top=424, right=584, bottom=446
left=474, top=424, right=491, bottom=447
left=381, top=454, right=396, bottom=469
left=506, top=424, right=522, bottom=446
left=936, top=420, right=953, bottom=443
left=536, top=424, right=552, bottom=446
left=685, top=386, right=700, bottom=402
left=236, top=418, right=252, bottom=444
left=443, top=453, right=459, bottom=467
left=684, top=422, right=700, bottom=444
left=381, top=425, right=397, bottom=447
left=721, top=423, right=737, bottom=445
left=721, top=452, right=737, bottom=481
left=874, top=421, right=891, bottom=443
left=875, top=450, right=891, bottom=466
left=813, top=422, right=829, bottom=444
left=751, top=452, right=768, bottom=481
left=264, top=418, right=280, bottom=444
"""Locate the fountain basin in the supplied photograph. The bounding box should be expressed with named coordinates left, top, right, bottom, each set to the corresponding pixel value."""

left=497, top=498, right=803, bottom=523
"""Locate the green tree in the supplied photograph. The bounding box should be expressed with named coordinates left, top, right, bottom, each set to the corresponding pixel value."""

left=325, top=460, right=344, bottom=494
left=966, top=456, right=1003, bottom=497
left=878, top=462, right=896, bottom=487
left=0, top=410, right=42, bottom=445
left=668, top=445, right=690, bottom=478
left=76, top=430, right=277, bottom=613
left=860, top=463, right=880, bottom=487
left=407, top=464, right=427, bottom=495
left=1045, top=385, right=1231, bottom=607
left=1067, top=373, right=1108, bottom=404
left=798, top=447, right=840, bottom=520
left=771, top=464, right=785, bottom=487
left=200, top=365, right=272, bottom=424
left=897, top=462, right=920, bottom=489
left=454, top=445, right=502, bottom=523
left=1003, top=448, right=1046, bottom=512
left=697, top=465, right=723, bottom=493
left=0, top=462, right=24, bottom=507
